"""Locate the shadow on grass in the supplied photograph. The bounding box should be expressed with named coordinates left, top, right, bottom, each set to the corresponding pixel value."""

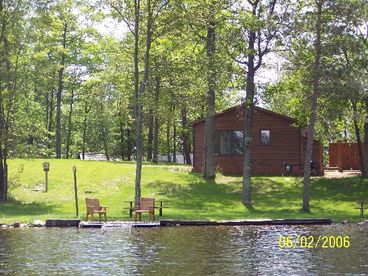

left=311, top=177, right=368, bottom=202
left=251, top=177, right=303, bottom=210
left=0, top=198, right=57, bottom=217
left=147, top=174, right=242, bottom=212
left=147, top=175, right=302, bottom=217
left=148, top=174, right=368, bottom=220
left=243, top=204, right=255, bottom=211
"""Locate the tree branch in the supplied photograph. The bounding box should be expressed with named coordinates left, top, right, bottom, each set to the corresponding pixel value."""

left=109, top=3, right=135, bottom=35
left=153, top=0, right=169, bottom=22
left=247, top=0, right=260, bottom=7
left=188, top=22, right=206, bottom=41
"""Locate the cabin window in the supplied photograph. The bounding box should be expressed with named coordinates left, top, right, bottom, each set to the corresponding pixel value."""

left=260, top=129, right=271, bottom=145
left=214, top=130, right=244, bottom=155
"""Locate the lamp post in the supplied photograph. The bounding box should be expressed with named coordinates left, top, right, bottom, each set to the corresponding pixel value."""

left=42, top=162, right=50, bottom=192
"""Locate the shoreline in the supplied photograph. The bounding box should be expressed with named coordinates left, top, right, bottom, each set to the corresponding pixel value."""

left=2, top=218, right=368, bottom=229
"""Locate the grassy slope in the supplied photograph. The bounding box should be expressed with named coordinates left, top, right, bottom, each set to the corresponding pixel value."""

left=1, top=159, right=367, bottom=223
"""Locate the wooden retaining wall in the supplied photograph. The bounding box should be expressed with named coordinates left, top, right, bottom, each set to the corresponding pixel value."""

left=160, top=219, right=332, bottom=226
left=329, top=142, right=365, bottom=171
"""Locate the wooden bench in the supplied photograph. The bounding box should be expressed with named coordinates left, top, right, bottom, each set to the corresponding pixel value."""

left=354, top=202, right=368, bottom=218
left=134, top=198, right=155, bottom=221
left=125, top=200, right=168, bottom=218
left=85, top=198, right=107, bottom=222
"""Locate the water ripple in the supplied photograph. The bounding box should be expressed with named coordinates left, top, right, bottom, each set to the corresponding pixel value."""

left=0, top=224, right=367, bottom=275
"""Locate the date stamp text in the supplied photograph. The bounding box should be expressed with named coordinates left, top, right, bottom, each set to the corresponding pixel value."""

left=278, top=235, right=350, bottom=249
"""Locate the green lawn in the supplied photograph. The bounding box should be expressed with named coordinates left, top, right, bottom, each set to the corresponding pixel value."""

left=1, top=159, right=367, bottom=224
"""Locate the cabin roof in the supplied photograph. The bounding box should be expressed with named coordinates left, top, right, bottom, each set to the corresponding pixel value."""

left=190, top=105, right=296, bottom=126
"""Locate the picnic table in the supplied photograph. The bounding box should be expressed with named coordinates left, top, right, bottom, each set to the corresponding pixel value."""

left=355, top=202, right=368, bottom=218
left=124, top=200, right=168, bottom=218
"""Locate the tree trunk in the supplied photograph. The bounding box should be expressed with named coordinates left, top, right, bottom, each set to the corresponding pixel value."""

left=0, top=1, right=10, bottom=202
left=82, top=101, right=89, bottom=160
left=242, top=29, right=256, bottom=205
left=147, top=110, right=153, bottom=161
left=166, top=117, right=171, bottom=163
left=134, top=0, right=142, bottom=205
left=45, top=77, right=55, bottom=137
left=119, top=121, right=125, bottom=161
left=47, top=87, right=55, bottom=152
left=45, top=87, right=49, bottom=131
left=134, top=0, right=153, bottom=205
left=363, top=96, right=368, bottom=177
left=203, top=19, right=216, bottom=179
left=352, top=100, right=364, bottom=174
left=117, top=99, right=125, bottom=161
left=56, top=22, right=68, bottom=159
left=65, top=89, right=74, bottom=159
left=102, top=127, right=110, bottom=161
left=153, top=117, right=159, bottom=163
left=173, top=121, right=177, bottom=163
left=181, top=108, right=192, bottom=165
left=241, top=0, right=260, bottom=204
left=302, top=0, right=322, bottom=212
left=127, top=127, right=132, bottom=161
left=152, top=76, right=160, bottom=163
left=0, top=149, right=8, bottom=202
left=0, top=0, right=21, bottom=202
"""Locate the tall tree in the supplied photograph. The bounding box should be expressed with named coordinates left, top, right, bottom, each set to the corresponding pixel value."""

left=32, top=0, right=87, bottom=158
left=302, top=0, right=323, bottom=212
left=226, top=0, right=280, bottom=204
left=178, top=0, right=235, bottom=179
left=55, top=19, right=68, bottom=158
left=65, top=88, right=75, bottom=159
left=152, top=76, right=160, bottom=163
left=203, top=6, right=216, bottom=179
left=0, top=0, right=26, bottom=202
left=108, top=0, right=168, bottom=204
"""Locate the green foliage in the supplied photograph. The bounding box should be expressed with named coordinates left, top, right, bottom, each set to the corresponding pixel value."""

left=1, top=0, right=368, bottom=205
left=0, top=0, right=295, bottom=163
left=264, top=70, right=310, bottom=125
left=264, top=0, right=368, bottom=148
left=8, top=164, right=24, bottom=191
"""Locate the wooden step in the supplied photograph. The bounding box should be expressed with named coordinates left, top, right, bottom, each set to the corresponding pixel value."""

left=324, top=167, right=338, bottom=170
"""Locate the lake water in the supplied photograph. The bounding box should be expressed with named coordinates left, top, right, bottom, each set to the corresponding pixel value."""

left=0, top=224, right=367, bottom=275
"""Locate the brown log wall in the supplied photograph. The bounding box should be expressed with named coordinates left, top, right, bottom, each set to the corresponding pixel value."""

left=193, top=107, right=324, bottom=176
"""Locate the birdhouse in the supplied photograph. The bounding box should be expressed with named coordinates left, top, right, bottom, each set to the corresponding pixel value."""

left=43, top=162, right=50, bottom=171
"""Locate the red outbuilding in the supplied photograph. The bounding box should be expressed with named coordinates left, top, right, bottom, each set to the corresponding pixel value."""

left=191, top=105, right=324, bottom=176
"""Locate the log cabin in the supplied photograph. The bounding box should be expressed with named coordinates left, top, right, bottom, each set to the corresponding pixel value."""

left=191, top=105, right=324, bottom=176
